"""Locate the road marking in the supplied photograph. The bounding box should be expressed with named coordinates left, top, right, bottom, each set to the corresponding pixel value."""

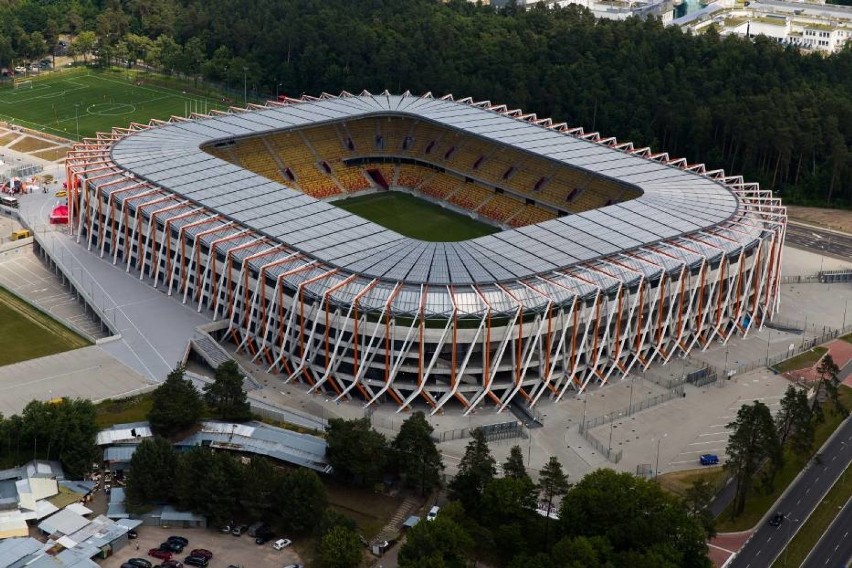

left=699, top=431, right=732, bottom=436
left=688, top=441, right=720, bottom=446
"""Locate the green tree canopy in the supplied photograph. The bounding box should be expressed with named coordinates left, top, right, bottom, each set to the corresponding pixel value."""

left=274, top=468, right=328, bottom=534
left=503, top=445, right=530, bottom=481
left=125, top=436, right=177, bottom=510
left=318, top=525, right=363, bottom=568
left=725, top=400, right=783, bottom=516
left=325, top=417, right=387, bottom=486
left=448, top=427, right=496, bottom=516
left=204, top=360, right=252, bottom=422
left=392, top=411, right=444, bottom=496
left=148, top=366, right=203, bottom=438
left=399, top=509, right=474, bottom=568
left=557, top=469, right=711, bottom=568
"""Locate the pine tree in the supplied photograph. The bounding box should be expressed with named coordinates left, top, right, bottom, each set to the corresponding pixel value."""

left=148, top=366, right=203, bottom=438
left=503, top=445, right=529, bottom=480
left=392, top=411, right=444, bottom=495
left=448, top=428, right=496, bottom=516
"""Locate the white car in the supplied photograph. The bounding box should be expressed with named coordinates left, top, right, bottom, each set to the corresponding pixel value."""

left=426, top=505, right=440, bottom=521
left=14, top=66, right=26, bottom=74
left=272, top=538, right=292, bottom=550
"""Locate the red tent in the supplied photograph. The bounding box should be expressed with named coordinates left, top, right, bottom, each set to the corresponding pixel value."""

left=49, top=204, right=69, bottom=224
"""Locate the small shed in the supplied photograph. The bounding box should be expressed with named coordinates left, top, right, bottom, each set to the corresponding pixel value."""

left=160, top=506, right=207, bottom=529
left=402, top=515, right=421, bottom=529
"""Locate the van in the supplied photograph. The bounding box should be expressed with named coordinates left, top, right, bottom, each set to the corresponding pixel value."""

left=0, top=195, right=19, bottom=208
left=247, top=521, right=266, bottom=537
left=426, top=506, right=440, bottom=521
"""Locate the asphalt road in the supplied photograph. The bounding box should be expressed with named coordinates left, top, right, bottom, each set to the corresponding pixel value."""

left=802, top=495, right=852, bottom=568
left=728, top=416, right=852, bottom=568
left=785, top=223, right=852, bottom=262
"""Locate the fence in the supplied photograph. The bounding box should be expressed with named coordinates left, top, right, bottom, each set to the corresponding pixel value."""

left=578, top=426, right=623, bottom=463
left=780, top=271, right=852, bottom=285
left=433, top=420, right=527, bottom=443
left=579, top=385, right=686, bottom=434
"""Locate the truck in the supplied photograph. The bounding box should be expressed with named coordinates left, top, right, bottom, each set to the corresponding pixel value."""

left=247, top=521, right=267, bottom=538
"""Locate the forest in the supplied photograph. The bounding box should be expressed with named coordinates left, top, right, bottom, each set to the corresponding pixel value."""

left=0, top=0, right=850, bottom=207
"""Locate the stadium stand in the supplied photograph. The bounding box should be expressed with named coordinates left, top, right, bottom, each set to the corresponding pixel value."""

left=449, top=183, right=492, bottom=211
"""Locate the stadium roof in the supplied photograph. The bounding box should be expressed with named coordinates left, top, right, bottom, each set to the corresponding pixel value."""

left=109, top=93, right=741, bottom=288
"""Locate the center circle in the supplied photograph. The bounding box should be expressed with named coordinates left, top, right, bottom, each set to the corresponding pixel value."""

left=87, top=103, right=136, bottom=116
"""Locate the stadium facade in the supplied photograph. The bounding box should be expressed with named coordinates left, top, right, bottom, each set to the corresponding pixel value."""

left=65, top=91, right=786, bottom=414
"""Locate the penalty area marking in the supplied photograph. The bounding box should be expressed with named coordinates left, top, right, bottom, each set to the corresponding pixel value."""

left=86, top=103, right=136, bottom=116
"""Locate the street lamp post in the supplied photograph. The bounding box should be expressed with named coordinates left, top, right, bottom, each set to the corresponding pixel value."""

left=783, top=516, right=799, bottom=566
left=74, top=103, right=80, bottom=141
left=724, top=349, right=729, bottom=379
left=628, top=375, right=635, bottom=416
left=607, top=412, right=622, bottom=456
left=766, top=330, right=771, bottom=365
left=654, top=433, right=667, bottom=479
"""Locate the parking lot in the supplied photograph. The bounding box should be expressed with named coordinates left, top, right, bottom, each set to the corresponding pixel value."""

left=103, top=526, right=302, bottom=568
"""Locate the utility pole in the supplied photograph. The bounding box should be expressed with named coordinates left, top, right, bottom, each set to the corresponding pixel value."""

left=243, top=67, right=248, bottom=106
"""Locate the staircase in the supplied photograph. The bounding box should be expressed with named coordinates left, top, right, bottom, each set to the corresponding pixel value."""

left=372, top=496, right=421, bottom=544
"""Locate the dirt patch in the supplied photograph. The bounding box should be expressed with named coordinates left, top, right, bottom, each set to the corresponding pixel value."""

left=9, top=136, right=58, bottom=153
left=786, top=206, right=852, bottom=235
left=32, top=147, right=70, bottom=161
left=0, top=132, right=20, bottom=145
left=657, top=467, right=727, bottom=497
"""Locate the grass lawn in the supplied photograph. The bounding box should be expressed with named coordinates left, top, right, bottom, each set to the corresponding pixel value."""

left=772, top=462, right=851, bottom=567
left=658, top=467, right=729, bottom=497
left=94, top=393, right=154, bottom=428
left=333, top=191, right=499, bottom=241
left=841, top=332, right=852, bottom=344
left=0, top=286, right=90, bottom=366
left=773, top=346, right=827, bottom=373
left=0, top=67, right=230, bottom=140
left=325, top=480, right=404, bottom=540
left=716, top=386, right=851, bottom=531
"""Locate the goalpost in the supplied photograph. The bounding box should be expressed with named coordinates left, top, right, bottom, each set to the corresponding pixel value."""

left=13, top=80, right=33, bottom=90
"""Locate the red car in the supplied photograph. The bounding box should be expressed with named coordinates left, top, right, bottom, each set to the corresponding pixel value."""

left=148, top=549, right=172, bottom=561
left=189, top=549, right=213, bottom=560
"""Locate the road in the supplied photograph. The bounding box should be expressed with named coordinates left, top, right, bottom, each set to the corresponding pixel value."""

left=728, top=416, right=852, bottom=568
left=785, top=223, right=852, bottom=262
left=802, top=495, right=852, bottom=568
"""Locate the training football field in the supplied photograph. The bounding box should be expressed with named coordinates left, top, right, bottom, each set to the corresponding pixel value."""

left=0, top=68, right=229, bottom=140
left=333, top=191, right=499, bottom=241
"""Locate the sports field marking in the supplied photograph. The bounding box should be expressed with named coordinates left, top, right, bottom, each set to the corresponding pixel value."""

left=87, top=103, right=137, bottom=116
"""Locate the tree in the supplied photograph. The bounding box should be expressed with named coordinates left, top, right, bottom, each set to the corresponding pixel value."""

left=70, top=31, right=96, bottom=63
left=482, top=476, right=537, bottom=525
left=448, top=428, right=496, bottom=516
left=204, top=360, right=252, bottom=421
left=776, top=385, right=814, bottom=458
left=558, top=469, right=711, bottom=568
left=684, top=479, right=717, bottom=539
left=399, top=511, right=474, bottom=568
left=392, top=411, right=444, bottom=496
left=125, top=436, right=177, bottom=510
left=148, top=366, right=203, bottom=438
left=814, top=354, right=845, bottom=416
left=318, top=525, right=363, bottom=568
left=503, top=445, right=529, bottom=480
left=537, top=456, right=571, bottom=549
left=725, top=401, right=783, bottom=517
left=325, top=418, right=387, bottom=486
left=275, top=468, right=328, bottom=534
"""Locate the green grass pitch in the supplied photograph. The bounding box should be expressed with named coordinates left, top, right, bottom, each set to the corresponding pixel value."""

left=0, top=287, right=90, bottom=367
left=0, top=68, right=229, bottom=140
left=333, top=191, right=499, bottom=241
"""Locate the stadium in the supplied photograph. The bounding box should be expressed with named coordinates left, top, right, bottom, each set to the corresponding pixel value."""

left=64, top=91, right=786, bottom=415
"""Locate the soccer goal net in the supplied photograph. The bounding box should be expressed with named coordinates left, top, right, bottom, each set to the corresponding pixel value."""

left=14, top=80, right=32, bottom=90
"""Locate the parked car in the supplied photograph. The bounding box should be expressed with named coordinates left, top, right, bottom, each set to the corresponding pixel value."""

left=427, top=505, right=440, bottom=521
left=148, top=549, right=172, bottom=561
left=247, top=521, right=267, bottom=537
left=283, top=565, right=304, bottom=568
left=273, top=538, right=292, bottom=550
left=221, top=523, right=233, bottom=533
left=699, top=454, right=720, bottom=466
left=231, top=524, right=249, bottom=536
left=127, top=530, right=138, bottom=539
left=168, top=536, right=189, bottom=547
left=183, top=556, right=209, bottom=568
left=14, top=66, right=26, bottom=74
left=121, top=564, right=139, bottom=568
left=255, top=533, right=274, bottom=545
left=768, top=511, right=785, bottom=527
left=188, top=549, right=213, bottom=560
left=127, top=559, right=153, bottom=568
left=161, top=562, right=184, bottom=568
left=159, top=541, right=183, bottom=553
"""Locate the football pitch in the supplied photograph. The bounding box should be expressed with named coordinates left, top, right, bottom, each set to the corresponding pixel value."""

left=0, top=69, right=229, bottom=140
left=333, top=191, right=499, bottom=241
